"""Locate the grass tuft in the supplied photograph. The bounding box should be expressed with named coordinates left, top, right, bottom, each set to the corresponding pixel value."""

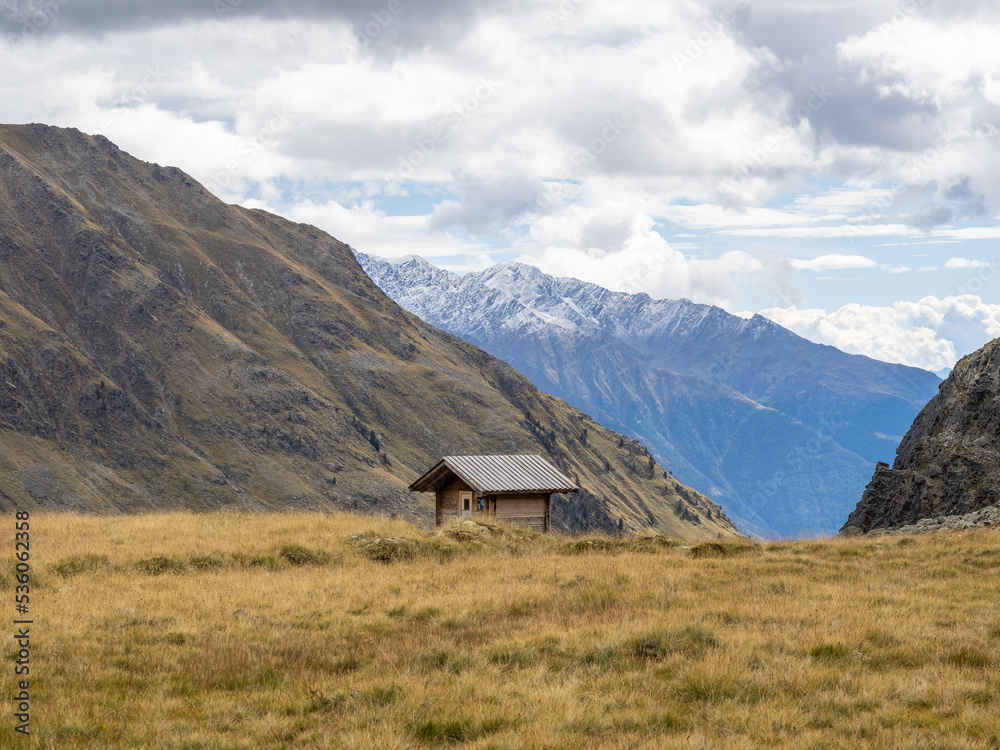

left=567, top=715, right=609, bottom=736
left=410, top=715, right=511, bottom=744
left=188, top=555, right=225, bottom=571
left=358, top=685, right=401, bottom=706
left=349, top=533, right=419, bottom=563
left=675, top=669, right=766, bottom=704
left=689, top=540, right=760, bottom=558
left=946, top=646, right=992, bottom=669
left=52, top=553, right=112, bottom=578
left=488, top=645, right=539, bottom=669
left=135, top=555, right=187, bottom=575
left=560, top=535, right=681, bottom=555
left=305, top=688, right=345, bottom=715
left=629, top=624, right=719, bottom=660
left=413, top=648, right=472, bottom=675
left=409, top=605, right=439, bottom=622
left=810, top=643, right=850, bottom=663
left=279, top=543, right=331, bottom=566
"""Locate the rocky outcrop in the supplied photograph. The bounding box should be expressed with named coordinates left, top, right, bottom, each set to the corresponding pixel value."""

left=841, top=337, right=1000, bottom=535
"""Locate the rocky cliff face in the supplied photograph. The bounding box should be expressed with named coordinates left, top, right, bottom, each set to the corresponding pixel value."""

left=358, top=253, right=941, bottom=538
left=841, top=337, right=1000, bottom=534
left=0, top=123, right=738, bottom=539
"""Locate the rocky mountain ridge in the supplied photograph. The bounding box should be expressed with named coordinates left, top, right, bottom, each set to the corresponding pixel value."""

left=358, top=253, right=942, bottom=537
left=841, top=336, right=1000, bottom=535
left=0, top=123, right=737, bottom=539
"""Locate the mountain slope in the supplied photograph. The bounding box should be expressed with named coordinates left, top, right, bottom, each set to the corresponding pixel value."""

left=841, top=337, right=1000, bottom=534
left=0, top=123, right=737, bottom=539
left=357, top=254, right=941, bottom=537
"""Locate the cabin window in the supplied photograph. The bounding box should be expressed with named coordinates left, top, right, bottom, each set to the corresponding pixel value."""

left=463, top=496, right=470, bottom=512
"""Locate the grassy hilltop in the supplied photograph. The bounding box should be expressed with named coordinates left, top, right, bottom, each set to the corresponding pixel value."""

left=2, top=512, right=999, bottom=748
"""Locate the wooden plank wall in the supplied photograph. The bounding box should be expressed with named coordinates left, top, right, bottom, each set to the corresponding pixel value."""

left=494, top=493, right=549, bottom=532
left=436, top=475, right=473, bottom=527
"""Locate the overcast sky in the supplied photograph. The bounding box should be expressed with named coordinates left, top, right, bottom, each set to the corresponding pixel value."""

left=3, top=0, right=1000, bottom=372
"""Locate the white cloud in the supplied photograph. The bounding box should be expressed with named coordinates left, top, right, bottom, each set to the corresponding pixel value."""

left=790, top=254, right=878, bottom=271
left=722, top=223, right=920, bottom=239
left=790, top=188, right=897, bottom=214
left=939, top=227, right=1000, bottom=240
left=835, top=11, right=1000, bottom=210
left=761, top=296, right=1000, bottom=371
left=518, top=199, right=749, bottom=306
left=838, top=14, right=1000, bottom=108
left=259, top=198, right=494, bottom=260
left=946, top=257, right=991, bottom=268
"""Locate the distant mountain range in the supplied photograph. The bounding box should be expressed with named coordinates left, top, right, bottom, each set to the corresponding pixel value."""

left=357, top=254, right=943, bottom=537
left=0, top=123, right=738, bottom=539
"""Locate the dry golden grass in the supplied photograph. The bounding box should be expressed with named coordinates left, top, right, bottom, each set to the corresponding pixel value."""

left=2, top=512, right=999, bottom=748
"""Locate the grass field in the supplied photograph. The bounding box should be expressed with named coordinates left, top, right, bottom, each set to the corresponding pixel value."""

left=1, top=512, right=999, bottom=748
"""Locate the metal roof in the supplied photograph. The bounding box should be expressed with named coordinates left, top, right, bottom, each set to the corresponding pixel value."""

left=409, top=454, right=578, bottom=494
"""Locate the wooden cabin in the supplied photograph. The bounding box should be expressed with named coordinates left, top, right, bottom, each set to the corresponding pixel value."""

left=409, top=454, right=578, bottom=532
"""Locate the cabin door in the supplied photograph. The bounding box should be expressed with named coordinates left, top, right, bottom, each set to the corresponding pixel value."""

left=460, top=492, right=473, bottom=519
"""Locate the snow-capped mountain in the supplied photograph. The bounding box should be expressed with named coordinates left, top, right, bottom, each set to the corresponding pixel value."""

left=357, top=253, right=942, bottom=538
